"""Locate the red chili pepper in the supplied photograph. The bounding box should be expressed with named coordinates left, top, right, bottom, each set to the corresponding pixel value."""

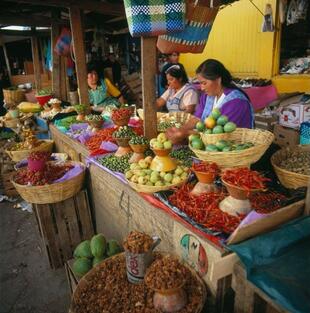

left=250, top=192, right=286, bottom=213
left=111, top=108, right=132, bottom=121
left=192, top=161, right=219, bottom=174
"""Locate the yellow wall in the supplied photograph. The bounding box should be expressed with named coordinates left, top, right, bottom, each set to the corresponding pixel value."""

left=180, top=0, right=310, bottom=93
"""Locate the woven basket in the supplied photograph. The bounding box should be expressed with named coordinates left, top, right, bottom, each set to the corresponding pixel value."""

left=201, top=132, right=230, bottom=145
left=127, top=177, right=187, bottom=194
left=69, top=252, right=206, bottom=313
left=157, top=0, right=219, bottom=53
left=271, top=145, right=310, bottom=189
left=190, top=128, right=274, bottom=168
left=159, top=111, right=192, bottom=124
left=137, top=109, right=165, bottom=121
left=6, top=140, right=54, bottom=162
left=3, top=89, right=25, bottom=105
left=11, top=161, right=85, bottom=204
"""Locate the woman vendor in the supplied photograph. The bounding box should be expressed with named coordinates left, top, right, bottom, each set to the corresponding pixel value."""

left=166, top=59, right=254, bottom=143
left=87, top=63, right=124, bottom=112
left=156, top=65, right=199, bottom=114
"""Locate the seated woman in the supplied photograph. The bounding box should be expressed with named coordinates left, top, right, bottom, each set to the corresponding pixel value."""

left=156, top=65, right=199, bottom=114
left=166, top=59, right=254, bottom=143
left=87, top=63, right=124, bottom=112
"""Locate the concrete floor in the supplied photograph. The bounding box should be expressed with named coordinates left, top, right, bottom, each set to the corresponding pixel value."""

left=0, top=200, right=70, bottom=313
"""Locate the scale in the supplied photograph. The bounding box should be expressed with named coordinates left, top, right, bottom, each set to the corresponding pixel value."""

left=220, top=180, right=261, bottom=216
left=150, top=148, right=177, bottom=172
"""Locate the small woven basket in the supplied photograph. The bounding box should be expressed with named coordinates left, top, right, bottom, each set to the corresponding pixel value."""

left=4, top=118, right=19, bottom=129
left=190, top=128, right=274, bottom=168
left=69, top=252, right=206, bottom=313
left=3, top=89, right=25, bottom=104
left=159, top=111, right=193, bottom=124
left=6, top=140, right=54, bottom=162
left=271, top=145, right=310, bottom=189
left=11, top=161, right=85, bottom=204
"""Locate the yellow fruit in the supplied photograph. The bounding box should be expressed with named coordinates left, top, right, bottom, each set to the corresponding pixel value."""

left=204, top=117, right=216, bottom=129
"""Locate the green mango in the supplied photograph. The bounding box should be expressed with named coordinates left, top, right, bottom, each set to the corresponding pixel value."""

left=107, top=240, right=122, bottom=257
left=90, top=234, right=107, bottom=258
left=73, top=240, right=92, bottom=259
left=73, top=257, right=92, bottom=276
left=92, top=255, right=107, bottom=267
left=206, top=144, right=219, bottom=152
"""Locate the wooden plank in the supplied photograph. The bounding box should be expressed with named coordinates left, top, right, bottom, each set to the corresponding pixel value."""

left=2, top=42, right=12, bottom=83
left=69, top=6, right=89, bottom=106
left=53, top=200, right=73, bottom=261
left=210, top=253, right=239, bottom=284
left=227, top=200, right=305, bottom=244
left=60, top=56, right=67, bottom=101
left=75, top=190, right=94, bottom=240
left=51, top=11, right=61, bottom=98
left=64, top=196, right=82, bottom=249
left=31, top=35, right=42, bottom=90
left=35, top=203, right=63, bottom=268
left=141, top=37, right=157, bottom=139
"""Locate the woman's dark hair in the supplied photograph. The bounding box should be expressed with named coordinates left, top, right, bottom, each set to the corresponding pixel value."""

left=87, top=62, right=103, bottom=80
left=166, top=65, right=188, bottom=85
left=196, top=59, right=249, bottom=99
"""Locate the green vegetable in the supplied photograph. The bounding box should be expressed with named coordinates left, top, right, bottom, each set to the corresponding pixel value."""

left=73, top=240, right=92, bottom=259
left=37, top=88, right=52, bottom=96
left=54, top=116, right=83, bottom=129
left=92, top=256, right=106, bottom=267
left=74, top=104, right=88, bottom=114
left=107, top=240, right=122, bottom=257
left=212, top=125, right=224, bottom=134
left=206, top=144, right=219, bottom=152
left=170, top=147, right=194, bottom=167
left=129, top=135, right=149, bottom=145
left=191, top=138, right=204, bottom=150
left=90, top=234, right=107, bottom=258
left=158, top=121, right=181, bottom=132
left=195, top=121, right=205, bottom=132
left=73, top=257, right=92, bottom=276
left=113, top=126, right=135, bottom=139
left=223, top=122, right=236, bottom=133
left=98, top=154, right=132, bottom=173
left=217, top=115, right=229, bottom=126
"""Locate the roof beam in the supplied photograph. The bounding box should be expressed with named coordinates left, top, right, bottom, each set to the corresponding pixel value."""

left=0, top=14, right=67, bottom=27
left=0, top=29, right=50, bottom=36
left=3, top=0, right=124, bottom=16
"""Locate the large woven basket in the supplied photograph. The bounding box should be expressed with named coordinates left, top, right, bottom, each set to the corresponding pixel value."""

left=138, top=109, right=192, bottom=124
left=201, top=132, right=230, bottom=145
left=3, top=89, right=25, bottom=104
left=4, top=118, right=19, bottom=129
left=11, top=161, right=85, bottom=204
left=69, top=253, right=206, bottom=313
left=190, top=128, right=274, bottom=168
left=271, top=145, right=310, bottom=189
left=6, top=140, right=54, bottom=162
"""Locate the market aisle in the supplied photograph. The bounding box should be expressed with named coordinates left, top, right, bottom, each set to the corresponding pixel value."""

left=0, top=201, right=70, bottom=313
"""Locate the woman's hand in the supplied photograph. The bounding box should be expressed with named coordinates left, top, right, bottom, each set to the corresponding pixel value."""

left=165, top=127, right=187, bottom=144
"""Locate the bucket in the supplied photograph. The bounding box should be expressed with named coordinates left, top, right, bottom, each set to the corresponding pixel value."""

left=125, top=236, right=161, bottom=284
left=27, top=158, right=46, bottom=172
left=35, top=94, right=52, bottom=106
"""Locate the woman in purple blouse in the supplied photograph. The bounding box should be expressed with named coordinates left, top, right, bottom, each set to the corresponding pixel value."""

left=166, top=59, right=254, bottom=144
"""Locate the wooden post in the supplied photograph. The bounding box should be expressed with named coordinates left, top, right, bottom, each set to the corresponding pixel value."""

left=141, top=37, right=157, bottom=139
left=0, top=37, right=12, bottom=83
left=60, top=56, right=68, bottom=101
left=51, top=10, right=61, bottom=98
left=31, top=35, right=42, bottom=90
left=69, top=6, right=89, bottom=105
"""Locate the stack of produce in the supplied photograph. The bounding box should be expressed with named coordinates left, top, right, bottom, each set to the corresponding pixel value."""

left=125, top=157, right=189, bottom=187
left=112, top=126, right=135, bottom=139
left=7, top=129, right=41, bottom=151
left=195, top=108, right=236, bottom=135
left=123, top=230, right=153, bottom=253
left=73, top=234, right=122, bottom=277
left=111, top=107, right=132, bottom=125
left=14, top=162, right=73, bottom=186
left=150, top=133, right=172, bottom=150
left=98, top=153, right=132, bottom=173
left=279, top=151, right=310, bottom=175
left=170, top=147, right=195, bottom=167
left=85, top=128, right=116, bottom=154
left=129, top=135, right=149, bottom=146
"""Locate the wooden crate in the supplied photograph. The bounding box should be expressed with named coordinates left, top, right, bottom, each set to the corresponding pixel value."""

left=232, top=261, right=289, bottom=313
left=33, top=189, right=94, bottom=269
left=2, top=171, right=18, bottom=197
left=65, top=259, right=81, bottom=295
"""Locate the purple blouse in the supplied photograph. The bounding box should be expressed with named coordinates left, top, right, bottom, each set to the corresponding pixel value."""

left=194, top=88, right=253, bottom=128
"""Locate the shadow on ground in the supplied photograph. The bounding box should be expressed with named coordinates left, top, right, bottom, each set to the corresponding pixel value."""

left=0, top=201, right=70, bottom=313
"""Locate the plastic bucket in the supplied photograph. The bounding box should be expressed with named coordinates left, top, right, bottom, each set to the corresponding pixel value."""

left=28, top=158, right=46, bottom=172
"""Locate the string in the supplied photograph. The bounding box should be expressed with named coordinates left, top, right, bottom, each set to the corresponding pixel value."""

left=248, top=0, right=265, bottom=17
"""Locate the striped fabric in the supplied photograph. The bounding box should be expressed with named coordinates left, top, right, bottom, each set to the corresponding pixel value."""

left=124, top=0, right=186, bottom=37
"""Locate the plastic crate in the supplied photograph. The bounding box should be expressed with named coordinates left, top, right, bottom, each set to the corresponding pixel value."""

left=300, top=122, right=310, bottom=145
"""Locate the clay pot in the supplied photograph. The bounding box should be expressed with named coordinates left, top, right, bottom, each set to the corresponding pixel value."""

left=222, top=180, right=261, bottom=200
left=112, top=116, right=130, bottom=127
left=129, top=144, right=148, bottom=163
left=152, top=147, right=171, bottom=157
left=116, top=137, right=131, bottom=147
left=194, top=170, right=215, bottom=184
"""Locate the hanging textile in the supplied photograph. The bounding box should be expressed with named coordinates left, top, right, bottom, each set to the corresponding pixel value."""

left=156, top=0, right=220, bottom=54
left=124, top=0, right=186, bottom=37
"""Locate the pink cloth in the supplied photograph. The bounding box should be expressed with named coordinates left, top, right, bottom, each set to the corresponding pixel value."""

left=243, top=85, right=278, bottom=111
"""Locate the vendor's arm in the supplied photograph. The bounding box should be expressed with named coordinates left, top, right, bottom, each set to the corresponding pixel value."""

left=166, top=116, right=199, bottom=144
left=105, top=78, right=125, bottom=104
left=156, top=89, right=169, bottom=109
left=221, top=98, right=252, bottom=128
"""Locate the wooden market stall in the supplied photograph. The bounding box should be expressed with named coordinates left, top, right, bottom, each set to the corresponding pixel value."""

left=1, top=1, right=310, bottom=313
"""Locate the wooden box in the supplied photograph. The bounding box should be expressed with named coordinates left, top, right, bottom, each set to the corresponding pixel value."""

left=232, top=261, right=289, bottom=313
left=33, top=189, right=94, bottom=269
left=2, top=171, right=18, bottom=197
left=273, top=124, right=300, bottom=148
left=65, top=259, right=81, bottom=295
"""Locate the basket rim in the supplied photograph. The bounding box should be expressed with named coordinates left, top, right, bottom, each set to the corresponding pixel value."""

left=271, top=146, right=310, bottom=179
left=11, top=161, right=86, bottom=189
left=5, top=139, right=54, bottom=154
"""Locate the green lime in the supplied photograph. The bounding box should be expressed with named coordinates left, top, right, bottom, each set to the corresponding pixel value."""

left=196, top=121, right=205, bottom=132
left=224, top=122, right=237, bottom=133
left=217, top=115, right=229, bottom=126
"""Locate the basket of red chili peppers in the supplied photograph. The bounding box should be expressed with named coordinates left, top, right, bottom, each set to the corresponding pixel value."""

left=111, top=108, right=132, bottom=126
left=192, top=161, right=219, bottom=184
left=11, top=161, right=85, bottom=204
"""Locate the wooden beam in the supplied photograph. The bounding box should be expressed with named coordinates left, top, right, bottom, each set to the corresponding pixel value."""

left=69, top=6, right=88, bottom=105
left=0, top=29, right=49, bottom=37
left=1, top=41, right=12, bottom=83
left=51, top=11, right=61, bottom=98
left=31, top=35, right=41, bottom=90
left=3, top=0, right=124, bottom=16
left=141, top=37, right=157, bottom=139
left=0, top=14, right=67, bottom=27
